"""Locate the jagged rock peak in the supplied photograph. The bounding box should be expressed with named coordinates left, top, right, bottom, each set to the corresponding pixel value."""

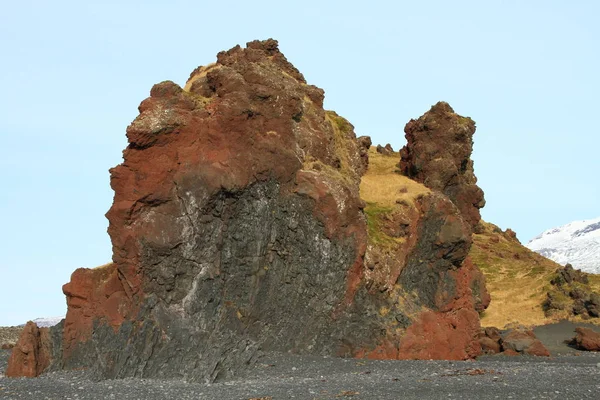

left=399, top=101, right=485, bottom=230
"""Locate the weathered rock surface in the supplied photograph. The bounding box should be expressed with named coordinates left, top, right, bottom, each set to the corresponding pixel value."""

left=399, top=102, right=485, bottom=230
left=0, top=327, right=22, bottom=349
left=479, top=326, right=550, bottom=357
left=6, top=322, right=52, bottom=377
left=375, top=143, right=394, bottom=155
left=8, top=40, right=490, bottom=381
left=479, top=327, right=502, bottom=354
left=544, top=264, right=600, bottom=319
left=501, top=328, right=550, bottom=357
left=570, top=327, right=600, bottom=351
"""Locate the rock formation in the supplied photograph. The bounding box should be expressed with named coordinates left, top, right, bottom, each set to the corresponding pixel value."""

left=544, top=264, right=600, bottom=319
left=8, top=40, right=489, bottom=381
left=478, top=326, right=550, bottom=357
left=399, top=102, right=485, bottom=230
left=5, top=322, right=52, bottom=377
left=375, top=143, right=394, bottom=155
left=570, top=327, right=600, bottom=351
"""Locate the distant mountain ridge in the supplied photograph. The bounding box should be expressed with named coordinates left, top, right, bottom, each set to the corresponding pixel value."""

left=527, top=217, right=600, bottom=274
left=19, top=316, right=63, bottom=328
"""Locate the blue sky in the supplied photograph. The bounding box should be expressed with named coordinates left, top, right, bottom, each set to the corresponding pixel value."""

left=0, top=1, right=598, bottom=325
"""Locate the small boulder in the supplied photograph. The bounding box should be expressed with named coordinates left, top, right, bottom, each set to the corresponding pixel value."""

left=479, top=337, right=501, bottom=354
left=376, top=143, right=394, bottom=155
left=501, top=328, right=550, bottom=357
left=573, top=299, right=588, bottom=315
left=478, top=327, right=502, bottom=354
left=571, top=327, right=600, bottom=351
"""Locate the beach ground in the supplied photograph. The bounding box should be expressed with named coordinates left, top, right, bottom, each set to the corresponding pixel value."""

left=1, top=321, right=599, bottom=400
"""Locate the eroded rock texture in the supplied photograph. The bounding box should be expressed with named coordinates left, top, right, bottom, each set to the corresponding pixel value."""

left=5, top=322, right=52, bottom=377
left=479, top=326, right=550, bottom=357
left=399, top=102, right=485, bottom=230
left=8, top=40, right=490, bottom=381
left=571, top=327, right=600, bottom=351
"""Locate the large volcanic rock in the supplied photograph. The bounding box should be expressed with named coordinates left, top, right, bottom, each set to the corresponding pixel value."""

left=8, top=40, right=489, bottom=381
left=5, top=322, right=52, bottom=377
left=399, top=102, right=485, bottom=230
left=571, top=327, right=600, bottom=351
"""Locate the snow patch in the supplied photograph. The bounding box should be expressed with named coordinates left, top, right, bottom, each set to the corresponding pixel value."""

left=527, top=217, right=600, bottom=274
left=19, top=316, right=64, bottom=328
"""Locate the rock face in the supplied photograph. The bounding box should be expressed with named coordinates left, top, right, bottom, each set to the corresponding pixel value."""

left=399, top=102, right=485, bottom=230
left=7, top=40, right=489, bottom=381
left=5, top=322, right=52, bottom=377
left=544, top=264, right=600, bottom=319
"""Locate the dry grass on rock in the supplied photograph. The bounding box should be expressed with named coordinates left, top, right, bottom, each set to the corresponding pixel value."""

left=359, top=147, right=429, bottom=208
left=471, top=221, right=600, bottom=328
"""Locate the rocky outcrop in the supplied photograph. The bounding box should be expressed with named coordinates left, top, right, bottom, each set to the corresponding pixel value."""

left=479, top=327, right=502, bottom=354
left=570, top=327, right=600, bottom=351
left=478, top=326, right=550, bottom=357
left=544, top=264, right=600, bottom=319
left=501, top=328, right=550, bottom=357
left=399, top=102, right=485, bottom=230
left=376, top=143, right=394, bottom=155
left=8, top=40, right=490, bottom=381
left=5, top=322, right=52, bottom=377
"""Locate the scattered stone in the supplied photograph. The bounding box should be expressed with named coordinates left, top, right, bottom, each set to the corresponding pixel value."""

left=480, top=326, right=550, bottom=357
left=501, top=328, right=550, bottom=357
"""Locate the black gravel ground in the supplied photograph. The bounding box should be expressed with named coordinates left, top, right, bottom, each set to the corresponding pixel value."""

left=2, top=321, right=600, bottom=399
left=1, top=349, right=600, bottom=400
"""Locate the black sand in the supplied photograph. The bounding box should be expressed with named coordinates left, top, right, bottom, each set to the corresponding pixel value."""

left=1, top=321, right=599, bottom=399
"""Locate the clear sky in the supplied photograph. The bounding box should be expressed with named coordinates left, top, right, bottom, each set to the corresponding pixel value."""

left=1, top=1, right=598, bottom=326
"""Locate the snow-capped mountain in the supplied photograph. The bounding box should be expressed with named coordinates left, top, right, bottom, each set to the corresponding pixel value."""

left=527, top=217, right=600, bottom=274
left=19, top=316, right=64, bottom=328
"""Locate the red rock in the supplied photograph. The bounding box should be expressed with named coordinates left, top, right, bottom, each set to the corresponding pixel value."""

left=399, top=102, right=485, bottom=230
left=479, top=327, right=502, bottom=354
left=61, top=263, right=132, bottom=357
left=5, top=322, right=51, bottom=377
left=397, top=308, right=482, bottom=360
left=501, top=328, right=550, bottom=357
left=571, top=327, right=600, bottom=351
left=479, top=337, right=501, bottom=354
left=8, top=40, right=491, bottom=381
